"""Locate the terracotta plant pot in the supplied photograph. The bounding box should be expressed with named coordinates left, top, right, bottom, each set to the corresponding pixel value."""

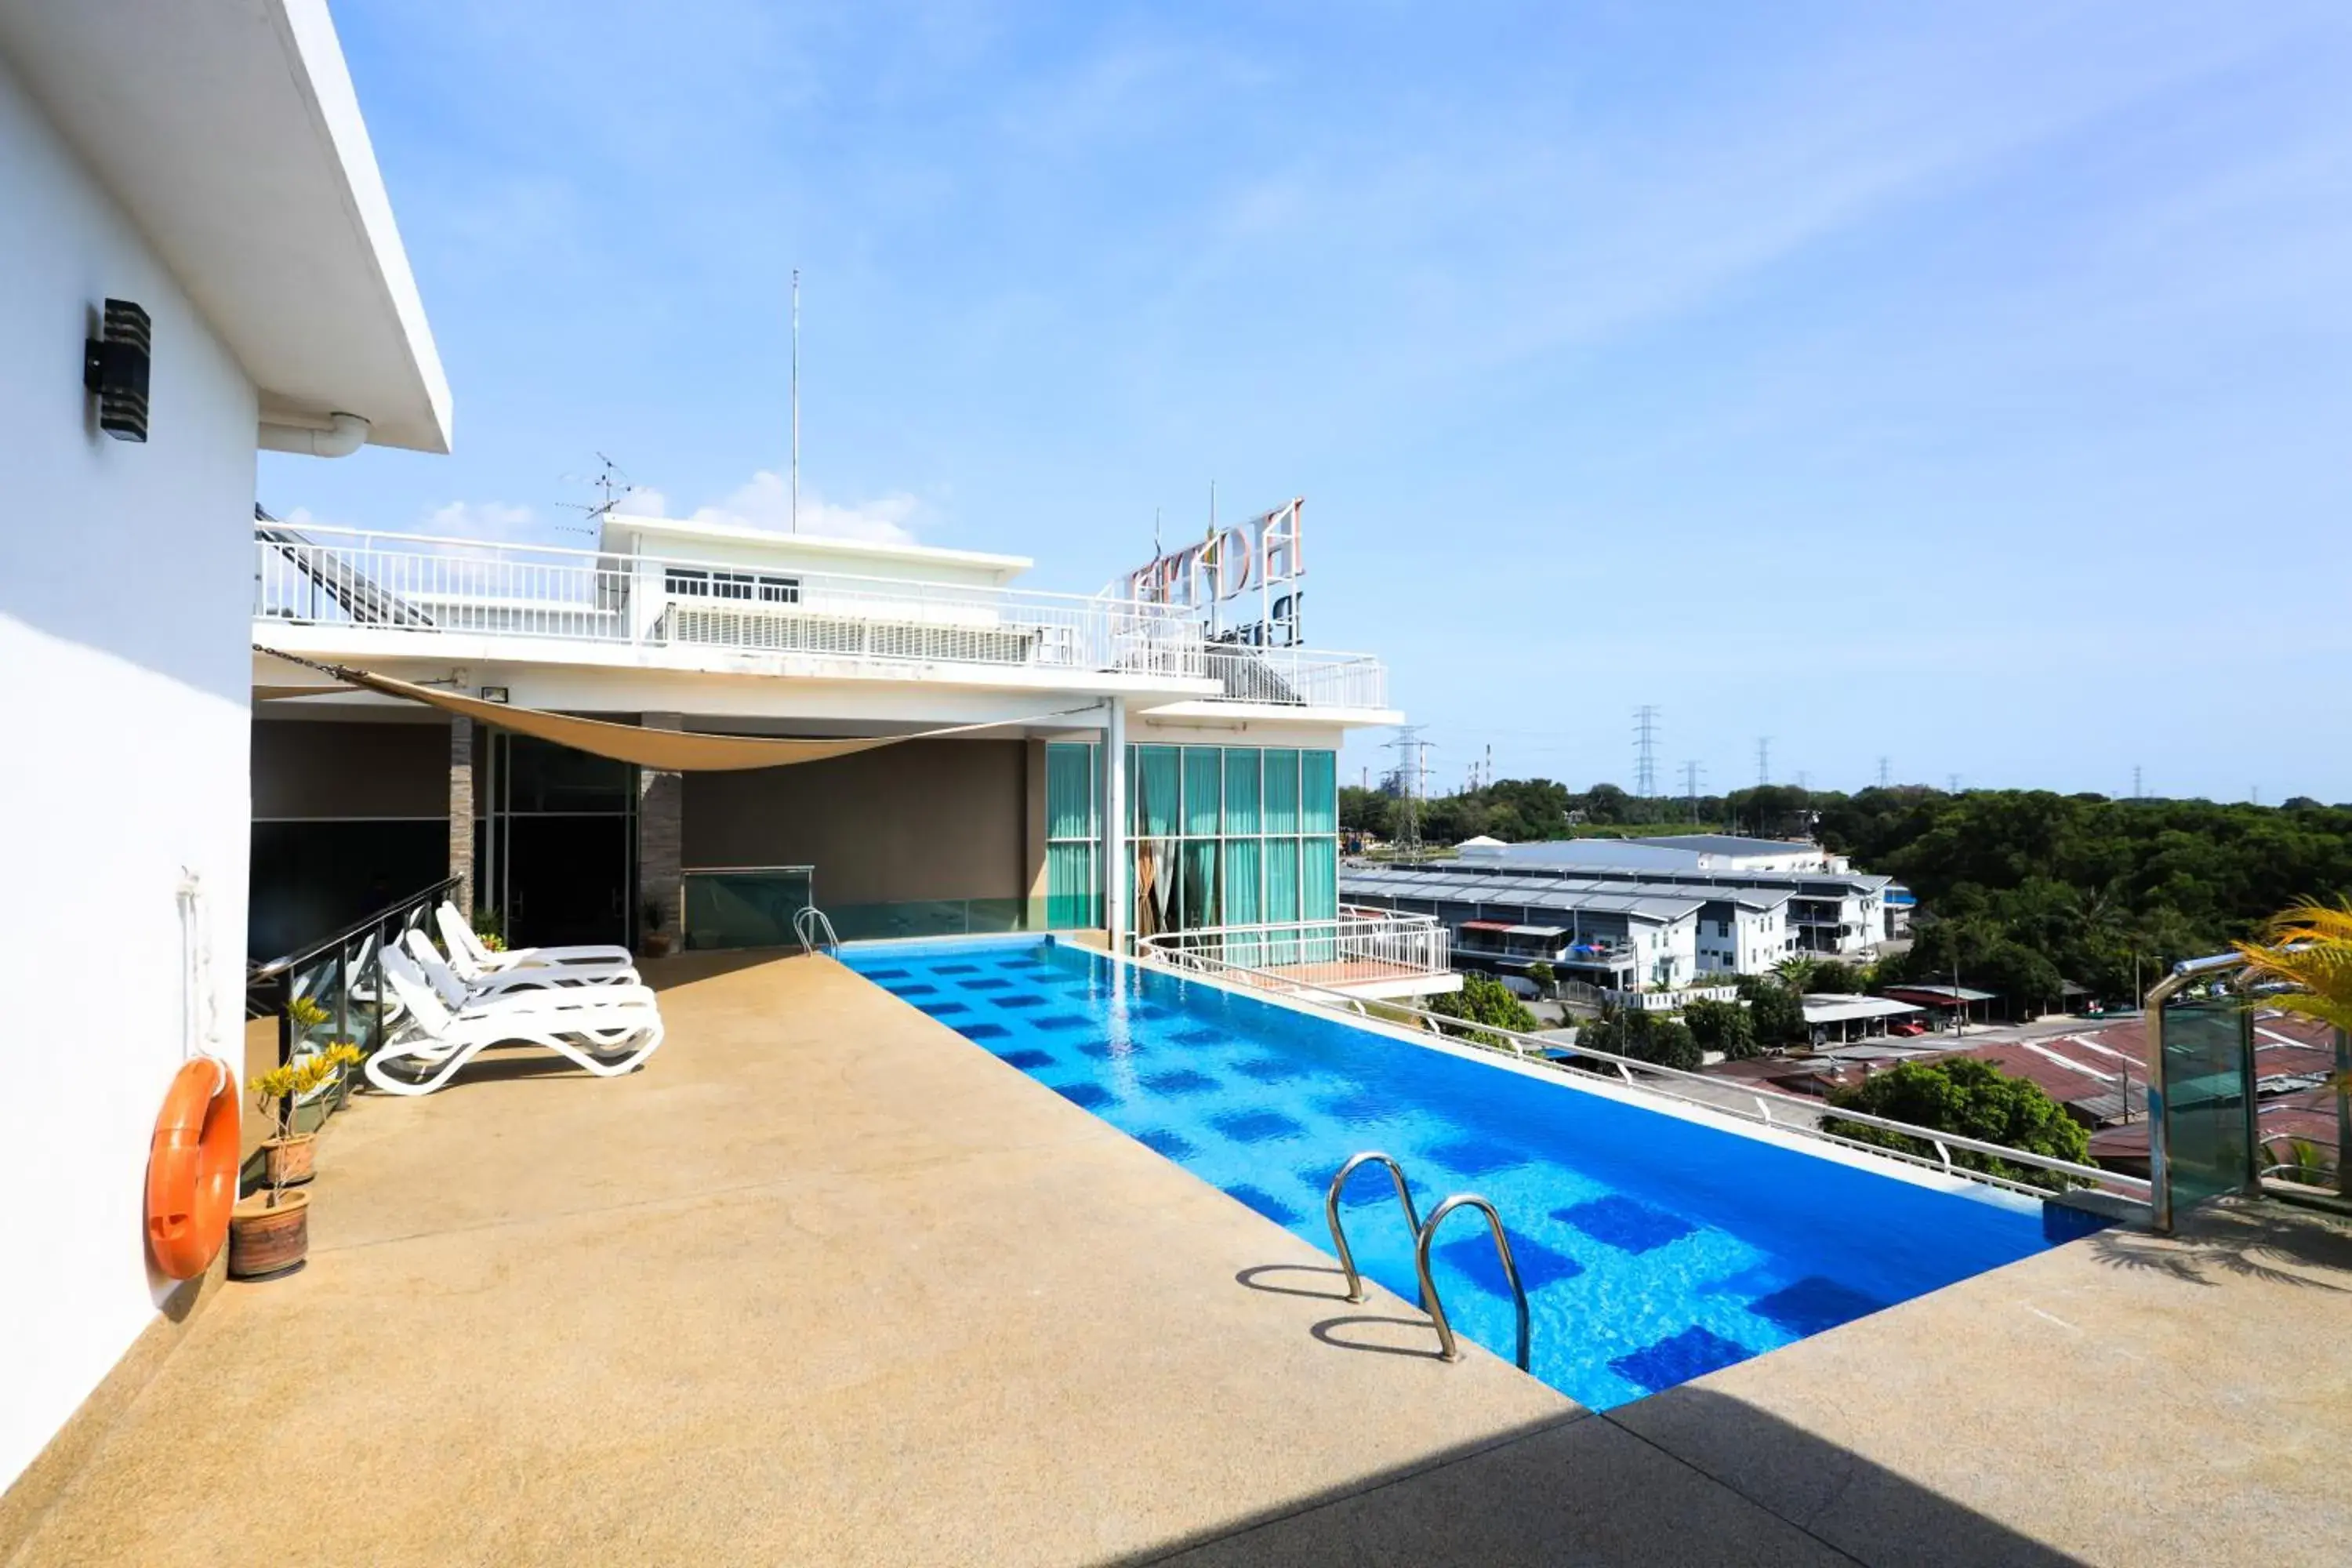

left=228, top=1189, right=310, bottom=1280
left=261, top=1132, right=317, bottom=1188
left=639, top=932, right=674, bottom=958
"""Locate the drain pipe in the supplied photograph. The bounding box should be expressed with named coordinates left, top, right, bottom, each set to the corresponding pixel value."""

left=259, top=412, right=370, bottom=457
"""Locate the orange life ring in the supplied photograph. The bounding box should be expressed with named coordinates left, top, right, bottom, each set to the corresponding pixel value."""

left=146, top=1058, right=239, bottom=1279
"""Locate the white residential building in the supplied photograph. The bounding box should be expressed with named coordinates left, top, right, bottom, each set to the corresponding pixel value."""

left=0, top=0, right=450, bottom=1494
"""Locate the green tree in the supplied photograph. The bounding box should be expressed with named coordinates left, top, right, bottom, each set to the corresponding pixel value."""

left=1683, top=997, right=1759, bottom=1060
left=1526, top=960, right=1556, bottom=998
left=1428, top=972, right=1537, bottom=1049
left=1581, top=1007, right=1701, bottom=1071
left=1823, top=1058, right=2089, bottom=1190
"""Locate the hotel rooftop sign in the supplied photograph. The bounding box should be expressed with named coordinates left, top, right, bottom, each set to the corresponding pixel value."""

left=1116, top=498, right=1306, bottom=646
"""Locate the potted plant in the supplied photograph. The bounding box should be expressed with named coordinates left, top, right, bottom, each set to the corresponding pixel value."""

left=639, top=897, right=674, bottom=958
left=230, top=1044, right=358, bottom=1280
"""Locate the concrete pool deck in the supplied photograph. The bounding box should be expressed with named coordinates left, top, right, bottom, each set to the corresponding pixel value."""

left=6, top=949, right=2347, bottom=1565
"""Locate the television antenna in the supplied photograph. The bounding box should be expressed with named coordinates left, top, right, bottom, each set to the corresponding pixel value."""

left=554, top=453, right=640, bottom=537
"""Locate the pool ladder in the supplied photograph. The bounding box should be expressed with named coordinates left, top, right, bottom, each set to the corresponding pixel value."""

left=793, top=905, right=841, bottom=956
left=1324, top=1152, right=1530, bottom=1371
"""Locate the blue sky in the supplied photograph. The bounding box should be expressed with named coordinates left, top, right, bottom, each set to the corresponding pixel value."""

left=274, top=1, right=2352, bottom=803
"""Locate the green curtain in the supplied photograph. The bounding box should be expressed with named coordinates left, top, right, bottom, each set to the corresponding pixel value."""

left=1046, top=743, right=1095, bottom=839
left=1263, top=750, right=1301, bottom=835
left=1134, top=745, right=1181, bottom=837
left=1301, top=837, right=1338, bottom=921
left=1183, top=747, right=1221, bottom=836
left=1044, top=843, right=1097, bottom=928
left=1263, top=837, right=1301, bottom=963
left=1221, top=837, right=1262, bottom=967
left=1181, top=840, right=1218, bottom=930
left=1301, top=750, right=1337, bottom=834
left=1222, top=749, right=1260, bottom=836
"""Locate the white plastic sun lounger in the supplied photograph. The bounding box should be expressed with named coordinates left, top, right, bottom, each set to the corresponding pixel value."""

left=365, top=950, right=664, bottom=1096
left=401, top=929, right=640, bottom=1007
left=437, top=903, right=635, bottom=977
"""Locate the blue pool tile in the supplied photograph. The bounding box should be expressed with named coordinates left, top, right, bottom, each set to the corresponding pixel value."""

left=1031, top=1014, right=1091, bottom=1032
left=1555, top=1196, right=1697, bottom=1255
left=884, top=982, right=938, bottom=998
left=1436, top=1234, right=1584, bottom=1296
left=1077, top=1040, right=1117, bottom=1058
left=1144, top=1069, right=1221, bottom=1096
left=961, top=1022, right=1011, bottom=1040
left=933, top=964, right=980, bottom=975
left=1426, top=1138, right=1531, bottom=1178
left=1232, top=1056, right=1310, bottom=1083
left=1610, top=1327, right=1753, bottom=1394
left=2043, top=1204, right=2111, bottom=1245
left=1214, top=1110, right=1304, bottom=1145
left=995, top=1048, right=1054, bottom=1070
left=1137, top=1128, right=1198, bottom=1160
left=1054, top=1082, right=1115, bottom=1110
left=1226, top=1183, right=1303, bottom=1225
left=1316, top=1089, right=1393, bottom=1122
left=994, top=958, right=1046, bottom=971
left=992, top=993, right=1049, bottom=1010
left=863, top=968, right=909, bottom=980
left=1173, top=1027, right=1225, bottom=1046
left=916, top=1001, right=971, bottom=1018
left=1745, top=1276, right=1890, bottom=1338
left=1131, top=1004, right=1176, bottom=1021
left=957, top=977, right=1013, bottom=991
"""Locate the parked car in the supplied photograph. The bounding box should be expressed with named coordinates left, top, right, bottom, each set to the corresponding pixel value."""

left=1889, top=1019, right=1929, bottom=1037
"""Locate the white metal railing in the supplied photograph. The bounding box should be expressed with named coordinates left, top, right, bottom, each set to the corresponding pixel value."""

left=1139, top=910, right=1450, bottom=988
left=1134, top=943, right=2151, bottom=1205
left=1203, top=644, right=1388, bottom=709
left=253, top=524, right=1241, bottom=685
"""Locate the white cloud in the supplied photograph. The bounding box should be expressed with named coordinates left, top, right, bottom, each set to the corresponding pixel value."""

left=682, top=469, right=924, bottom=545
left=421, top=500, right=542, bottom=542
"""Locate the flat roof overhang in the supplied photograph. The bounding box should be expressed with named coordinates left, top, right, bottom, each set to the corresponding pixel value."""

left=0, top=0, right=452, bottom=452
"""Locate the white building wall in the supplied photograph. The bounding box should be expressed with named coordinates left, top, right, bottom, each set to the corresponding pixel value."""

left=0, top=55, right=259, bottom=1490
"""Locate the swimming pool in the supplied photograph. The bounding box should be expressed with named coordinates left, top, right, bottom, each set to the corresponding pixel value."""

left=842, top=936, right=2095, bottom=1410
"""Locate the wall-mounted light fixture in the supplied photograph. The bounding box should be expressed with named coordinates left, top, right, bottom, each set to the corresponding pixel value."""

left=84, top=298, right=151, bottom=442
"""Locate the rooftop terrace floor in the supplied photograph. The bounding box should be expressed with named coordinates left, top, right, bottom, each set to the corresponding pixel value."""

left=9, top=950, right=2348, bottom=1565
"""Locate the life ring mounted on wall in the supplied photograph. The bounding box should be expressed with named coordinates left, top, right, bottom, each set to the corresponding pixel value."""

left=146, top=1057, right=239, bottom=1279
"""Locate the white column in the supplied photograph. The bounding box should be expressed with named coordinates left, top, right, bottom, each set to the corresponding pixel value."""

left=1102, top=697, right=1127, bottom=950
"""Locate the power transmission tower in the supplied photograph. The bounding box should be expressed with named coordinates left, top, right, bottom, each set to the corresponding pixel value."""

left=1755, top=736, right=1771, bottom=789
left=1385, top=727, right=1433, bottom=857
left=1876, top=756, right=1892, bottom=789
left=1632, top=706, right=1661, bottom=799
left=1680, top=760, right=1704, bottom=824
left=1947, top=773, right=1962, bottom=794
left=1797, top=770, right=1811, bottom=793
left=2132, top=764, right=2143, bottom=800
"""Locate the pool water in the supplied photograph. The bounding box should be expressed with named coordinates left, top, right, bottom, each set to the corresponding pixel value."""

left=842, top=937, right=2096, bottom=1410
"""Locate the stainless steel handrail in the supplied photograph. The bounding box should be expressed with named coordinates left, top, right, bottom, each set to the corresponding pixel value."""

left=1139, top=944, right=2145, bottom=1201
left=793, top=906, right=842, bottom=956
left=1324, top=1152, right=1424, bottom=1306
left=1414, top=1194, right=1530, bottom=1370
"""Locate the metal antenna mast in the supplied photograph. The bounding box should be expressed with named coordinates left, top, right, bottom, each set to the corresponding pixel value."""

left=1632, top=706, right=1660, bottom=799
left=790, top=267, right=800, bottom=534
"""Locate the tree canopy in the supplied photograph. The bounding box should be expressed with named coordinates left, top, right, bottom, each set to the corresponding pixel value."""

left=1426, top=972, right=1537, bottom=1049
left=1822, top=1057, right=2090, bottom=1190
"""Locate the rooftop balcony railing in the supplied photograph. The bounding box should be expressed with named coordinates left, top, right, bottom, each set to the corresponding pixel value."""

left=1139, top=909, right=1450, bottom=989
left=253, top=524, right=1385, bottom=706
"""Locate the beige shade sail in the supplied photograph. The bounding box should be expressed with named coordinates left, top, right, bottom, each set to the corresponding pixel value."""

left=252, top=647, right=1094, bottom=771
